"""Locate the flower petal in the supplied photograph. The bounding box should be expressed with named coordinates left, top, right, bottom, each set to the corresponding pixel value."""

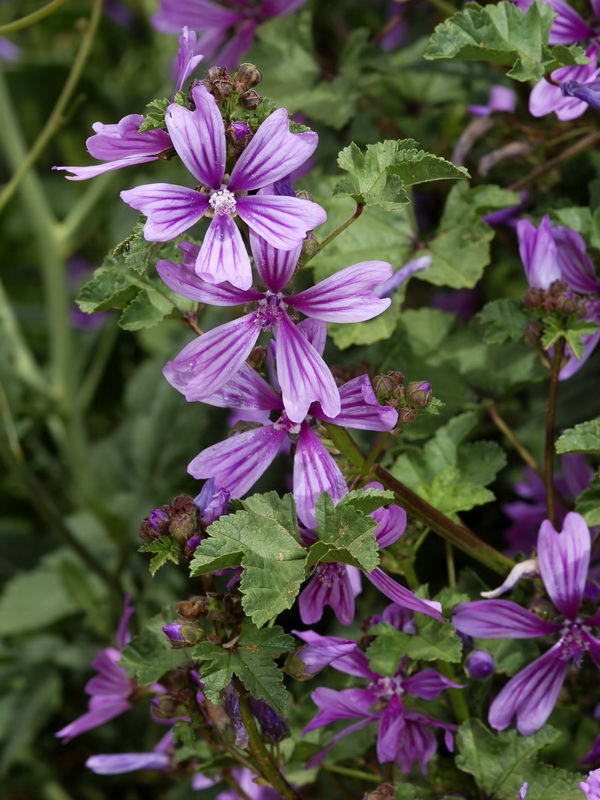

left=152, top=0, right=241, bottom=33
left=157, top=246, right=261, bottom=305
left=517, top=216, right=561, bottom=289
left=55, top=700, right=132, bottom=742
left=249, top=229, right=300, bottom=292
left=200, top=363, right=283, bottom=412
left=303, top=687, right=377, bottom=731
left=166, top=85, right=225, bottom=187
left=554, top=226, right=600, bottom=294
left=364, top=568, right=443, bottom=621
left=162, top=314, right=260, bottom=401
left=453, top=599, right=560, bottom=638
left=288, top=261, right=393, bottom=322
left=120, top=184, right=208, bottom=241
left=537, top=512, right=590, bottom=619
left=188, top=424, right=285, bottom=497
left=53, top=155, right=162, bottom=181
left=402, top=669, right=463, bottom=700
left=291, top=629, right=360, bottom=674
left=377, top=695, right=405, bottom=762
left=230, top=107, right=318, bottom=192
left=174, top=28, right=204, bottom=94
left=195, top=214, right=254, bottom=290
left=314, top=374, right=398, bottom=431
left=86, top=752, right=171, bottom=775
left=236, top=194, right=327, bottom=251
left=371, top=504, right=407, bottom=549
left=293, top=424, right=347, bottom=529
left=276, top=314, right=340, bottom=423
left=488, top=643, right=568, bottom=735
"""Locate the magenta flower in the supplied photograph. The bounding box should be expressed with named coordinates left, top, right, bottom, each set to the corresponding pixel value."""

left=152, top=0, right=308, bottom=68
left=121, top=84, right=324, bottom=289
left=158, top=237, right=392, bottom=420
left=56, top=595, right=136, bottom=741
left=53, top=29, right=203, bottom=181
left=302, top=638, right=460, bottom=774
left=454, top=513, right=600, bottom=735
left=561, top=77, right=600, bottom=111
left=292, top=629, right=359, bottom=675
left=183, top=319, right=396, bottom=523
left=581, top=768, right=600, bottom=799
left=468, top=85, right=517, bottom=117
left=529, top=47, right=600, bottom=120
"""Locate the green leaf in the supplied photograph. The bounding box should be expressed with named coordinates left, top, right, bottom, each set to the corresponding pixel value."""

left=139, top=536, right=182, bottom=576
left=112, top=222, right=163, bottom=276
left=368, top=615, right=463, bottom=675
left=307, top=493, right=380, bottom=571
left=138, top=92, right=187, bottom=133
left=556, top=418, right=600, bottom=455
left=190, top=492, right=307, bottom=627
left=541, top=316, right=599, bottom=360
left=334, top=139, right=467, bottom=211
left=456, top=441, right=507, bottom=487
left=193, top=620, right=294, bottom=714
left=477, top=299, right=531, bottom=344
left=575, top=471, right=600, bottom=526
left=424, top=1, right=588, bottom=82
left=456, top=720, right=583, bottom=800
left=120, top=607, right=189, bottom=685
left=118, top=285, right=174, bottom=331
left=76, top=266, right=137, bottom=313
left=338, top=488, right=395, bottom=515
left=0, top=565, right=75, bottom=635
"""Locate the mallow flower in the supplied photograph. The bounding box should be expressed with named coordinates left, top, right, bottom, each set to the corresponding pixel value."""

left=152, top=0, right=308, bottom=69
left=301, top=628, right=460, bottom=773
left=53, top=29, right=201, bottom=181
left=56, top=595, right=136, bottom=741
left=529, top=47, right=600, bottom=121
left=454, top=512, right=600, bottom=735
left=581, top=768, right=600, bottom=799
left=158, top=234, right=392, bottom=421
left=121, top=84, right=325, bottom=289
left=517, top=214, right=600, bottom=379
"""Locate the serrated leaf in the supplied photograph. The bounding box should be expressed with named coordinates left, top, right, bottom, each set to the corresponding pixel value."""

left=76, top=267, right=137, bottom=313
left=113, top=222, right=163, bottom=276
left=368, top=617, right=463, bottom=674
left=387, top=150, right=468, bottom=186
left=193, top=620, right=294, bottom=714
left=456, top=720, right=582, bottom=800
left=139, top=536, right=182, bottom=576
left=338, top=488, right=395, bottom=515
left=190, top=492, right=307, bottom=627
left=120, top=607, right=189, bottom=684
left=421, top=468, right=495, bottom=516
left=542, top=316, right=599, bottom=360
left=138, top=92, right=186, bottom=133
left=307, top=493, right=380, bottom=571
left=477, top=299, right=531, bottom=344
left=424, top=1, right=588, bottom=82
left=457, top=441, right=507, bottom=487
left=575, top=471, right=600, bottom=526
left=556, top=419, right=600, bottom=455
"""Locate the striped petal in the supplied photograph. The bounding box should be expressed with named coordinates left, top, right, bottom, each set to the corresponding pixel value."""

left=237, top=194, right=327, bottom=251
left=288, top=261, right=393, bottom=322
left=188, top=424, right=285, bottom=498
left=195, top=214, right=254, bottom=289
left=250, top=229, right=300, bottom=292
left=230, top=108, right=318, bottom=192
left=314, top=375, right=398, bottom=431
left=152, top=0, right=242, bottom=34
left=120, top=184, right=208, bottom=241
left=453, top=600, right=560, bottom=638
left=166, top=85, right=225, bottom=187
left=275, top=313, right=340, bottom=423
left=293, top=424, right=347, bottom=529
left=162, top=314, right=260, bottom=401
left=538, top=512, right=590, bottom=619
left=200, top=363, right=283, bottom=412
left=53, top=155, right=161, bottom=181
left=364, top=568, right=443, bottom=621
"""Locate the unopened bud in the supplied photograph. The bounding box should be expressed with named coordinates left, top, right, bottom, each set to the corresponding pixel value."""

left=525, top=321, right=543, bottom=347
left=465, top=650, right=495, bottom=679
left=397, top=407, right=416, bottom=425
left=373, top=371, right=404, bottom=403
left=250, top=698, right=289, bottom=742
left=230, top=121, right=251, bottom=141
left=248, top=345, right=267, bottom=371
left=364, top=784, right=394, bottom=800
left=236, top=63, right=262, bottom=89
left=407, top=381, right=432, bottom=409
left=239, top=89, right=262, bottom=109
left=162, top=621, right=205, bottom=648
left=205, top=66, right=228, bottom=82
left=297, top=233, right=319, bottom=267
left=295, top=189, right=313, bottom=202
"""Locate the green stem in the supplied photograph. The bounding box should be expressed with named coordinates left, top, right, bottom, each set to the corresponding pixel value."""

left=78, top=319, right=120, bottom=410
left=323, top=423, right=515, bottom=576
left=0, top=0, right=70, bottom=34
left=545, top=340, right=564, bottom=526
left=0, top=0, right=104, bottom=214
left=237, top=690, right=301, bottom=800
left=427, top=0, right=457, bottom=16
left=508, top=131, right=600, bottom=192
left=445, top=541, right=456, bottom=588
left=436, top=662, right=469, bottom=724
left=0, top=278, right=49, bottom=397
left=306, top=202, right=364, bottom=264
left=321, top=764, right=381, bottom=785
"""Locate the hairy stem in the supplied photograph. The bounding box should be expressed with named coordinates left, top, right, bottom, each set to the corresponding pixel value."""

left=0, top=0, right=104, bottom=213
left=508, top=131, right=600, bottom=192
left=487, top=402, right=543, bottom=479
left=545, top=341, right=564, bottom=526
left=237, top=690, right=301, bottom=800
left=324, top=423, right=515, bottom=576
left=0, top=0, right=70, bottom=34
left=315, top=202, right=364, bottom=256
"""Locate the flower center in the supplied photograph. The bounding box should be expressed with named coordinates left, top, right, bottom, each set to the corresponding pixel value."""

left=255, top=294, right=286, bottom=331
left=311, top=562, right=347, bottom=588
left=209, top=187, right=237, bottom=216
left=273, top=411, right=301, bottom=435
left=369, top=675, right=404, bottom=700
left=558, top=621, right=590, bottom=664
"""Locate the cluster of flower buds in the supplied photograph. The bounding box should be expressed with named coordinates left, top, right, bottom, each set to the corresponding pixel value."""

left=198, top=63, right=262, bottom=109
left=373, top=371, right=433, bottom=424
left=176, top=593, right=244, bottom=625
left=139, top=494, right=200, bottom=552
left=523, top=280, right=588, bottom=317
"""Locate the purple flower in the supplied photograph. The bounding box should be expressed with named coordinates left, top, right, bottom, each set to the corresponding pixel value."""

left=529, top=47, right=600, bottom=121
left=581, top=769, right=600, bottom=799
left=519, top=783, right=529, bottom=800
left=303, top=645, right=460, bottom=774
left=510, top=0, right=598, bottom=45
left=454, top=512, right=600, bottom=735
left=56, top=595, right=136, bottom=741
left=0, top=37, right=21, bottom=63
left=158, top=237, right=392, bottom=420
left=292, top=630, right=359, bottom=674
left=152, top=0, right=308, bottom=68
left=54, top=27, right=203, bottom=182
left=468, top=85, right=517, bottom=117
left=121, top=84, right=325, bottom=289
left=561, top=78, right=600, bottom=110
left=465, top=650, right=496, bottom=679
left=216, top=767, right=281, bottom=800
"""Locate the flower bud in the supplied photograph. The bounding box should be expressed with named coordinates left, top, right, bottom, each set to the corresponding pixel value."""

left=363, top=784, right=394, bottom=800
left=407, top=381, right=432, bottom=409
left=250, top=698, right=289, bottom=742
left=373, top=371, right=404, bottom=403
left=239, top=89, right=262, bottom=110
left=236, top=63, right=262, bottom=89
left=247, top=345, right=267, bottom=371
left=297, top=233, right=319, bottom=267
left=465, top=650, right=495, bottom=679
left=231, top=121, right=251, bottom=141
left=397, top=406, right=416, bottom=425
left=295, top=189, right=314, bottom=203
left=139, top=508, right=169, bottom=541
left=162, top=621, right=206, bottom=648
